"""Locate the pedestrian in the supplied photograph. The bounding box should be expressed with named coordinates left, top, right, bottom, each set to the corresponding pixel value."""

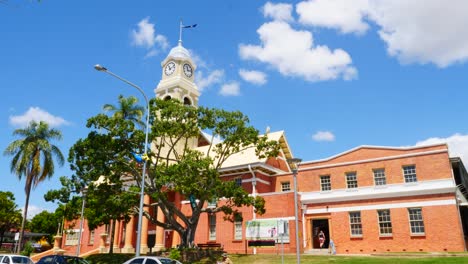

left=219, top=253, right=233, bottom=264
left=319, top=230, right=326, bottom=248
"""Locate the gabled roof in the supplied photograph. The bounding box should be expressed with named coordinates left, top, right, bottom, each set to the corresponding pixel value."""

left=194, top=130, right=293, bottom=175
left=301, top=143, right=448, bottom=166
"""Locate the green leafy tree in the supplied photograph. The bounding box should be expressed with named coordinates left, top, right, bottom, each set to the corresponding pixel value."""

left=143, top=99, right=279, bottom=247
left=27, top=210, right=59, bottom=244
left=0, top=191, right=22, bottom=248
left=103, top=94, right=145, bottom=129
left=70, top=98, right=279, bottom=248
left=53, top=95, right=145, bottom=253
left=3, top=121, right=64, bottom=252
left=44, top=175, right=84, bottom=233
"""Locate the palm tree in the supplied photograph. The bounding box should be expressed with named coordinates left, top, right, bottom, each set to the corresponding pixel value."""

left=102, top=95, right=145, bottom=253
left=4, top=121, right=64, bottom=253
left=103, top=95, right=145, bottom=128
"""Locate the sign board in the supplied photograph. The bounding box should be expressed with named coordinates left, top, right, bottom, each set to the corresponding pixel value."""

left=246, top=219, right=290, bottom=246
left=14, top=232, right=19, bottom=241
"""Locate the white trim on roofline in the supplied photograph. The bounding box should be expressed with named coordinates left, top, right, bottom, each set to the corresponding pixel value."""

left=219, top=162, right=285, bottom=176
left=306, top=199, right=456, bottom=214
left=300, top=143, right=448, bottom=166
left=301, top=178, right=456, bottom=204
left=298, top=149, right=448, bottom=172
left=243, top=178, right=270, bottom=185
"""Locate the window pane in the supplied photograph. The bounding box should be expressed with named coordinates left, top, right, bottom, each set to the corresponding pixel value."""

left=346, top=172, right=358, bottom=189
left=349, top=212, right=362, bottom=236
left=373, top=169, right=386, bottom=186
left=281, top=182, right=291, bottom=192
left=403, top=165, right=417, bottom=183
left=378, top=210, right=392, bottom=235
left=209, top=214, right=216, bottom=240
left=408, top=208, right=425, bottom=234
left=320, top=175, right=331, bottom=191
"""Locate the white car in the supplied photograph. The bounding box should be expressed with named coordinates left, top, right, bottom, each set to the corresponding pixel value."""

left=122, top=256, right=182, bottom=264
left=0, top=254, right=34, bottom=264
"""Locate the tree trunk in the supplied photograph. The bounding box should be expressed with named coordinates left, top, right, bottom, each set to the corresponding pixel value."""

left=178, top=218, right=199, bottom=248
left=108, top=219, right=115, bottom=254
left=17, top=177, right=32, bottom=254
left=0, top=229, right=5, bottom=248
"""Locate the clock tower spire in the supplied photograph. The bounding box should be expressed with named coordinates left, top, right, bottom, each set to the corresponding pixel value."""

left=155, top=23, right=199, bottom=106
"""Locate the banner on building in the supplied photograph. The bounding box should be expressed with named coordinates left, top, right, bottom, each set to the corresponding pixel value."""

left=246, top=219, right=290, bottom=247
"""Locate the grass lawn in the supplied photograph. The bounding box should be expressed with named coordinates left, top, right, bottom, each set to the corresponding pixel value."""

left=222, top=254, right=468, bottom=264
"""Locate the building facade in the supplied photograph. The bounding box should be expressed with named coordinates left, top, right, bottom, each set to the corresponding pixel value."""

left=47, top=41, right=468, bottom=258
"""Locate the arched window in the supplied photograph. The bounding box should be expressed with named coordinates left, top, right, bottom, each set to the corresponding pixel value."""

left=164, top=95, right=172, bottom=101
left=183, top=97, right=192, bottom=105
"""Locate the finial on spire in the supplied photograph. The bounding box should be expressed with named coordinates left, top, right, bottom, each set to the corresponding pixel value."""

left=179, top=20, right=197, bottom=46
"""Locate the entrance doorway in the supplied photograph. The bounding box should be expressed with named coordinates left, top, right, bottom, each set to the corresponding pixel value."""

left=312, top=219, right=329, bottom=249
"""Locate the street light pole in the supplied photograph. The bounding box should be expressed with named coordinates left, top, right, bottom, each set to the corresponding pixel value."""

left=287, top=158, right=302, bottom=264
left=94, top=64, right=150, bottom=257
left=76, top=187, right=88, bottom=256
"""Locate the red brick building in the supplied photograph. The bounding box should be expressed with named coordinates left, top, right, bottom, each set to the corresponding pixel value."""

left=45, top=41, right=468, bottom=259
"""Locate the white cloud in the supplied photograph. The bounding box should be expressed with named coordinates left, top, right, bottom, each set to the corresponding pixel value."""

left=219, top=82, right=241, bottom=96
left=312, top=131, right=335, bottom=142
left=297, top=0, right=370, bottom=34
left=195, top=70, right=224, bottom=92
left=414, top=133, right=468, bottom=166
left=23, top=205, right=51, bottom=220
left=263, top=2, right=294, bottom=22
left=239, top=21, right=357, bottom=81
left=131, top=17, right=169, bottom=57
left=368, top=0, right=468, bottom=67
left=296, top=0, right=468, bottom=67
left=155, top=34, right=169, bottom=50
left=239, top=69, right=267, bottom=85
left=10, top=107, right=69, bottom=128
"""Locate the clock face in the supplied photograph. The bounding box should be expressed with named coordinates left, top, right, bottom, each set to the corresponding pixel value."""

left=183, top=63, right=193, bottom=77
left=164, top=61, right=176, bottom=76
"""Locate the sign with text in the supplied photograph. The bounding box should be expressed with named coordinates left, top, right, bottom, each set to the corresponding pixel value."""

left=246, top=219, right=290, bottom=245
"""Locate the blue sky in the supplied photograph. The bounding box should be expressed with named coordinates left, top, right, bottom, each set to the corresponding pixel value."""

left=2, top=0, right=468, bottom=217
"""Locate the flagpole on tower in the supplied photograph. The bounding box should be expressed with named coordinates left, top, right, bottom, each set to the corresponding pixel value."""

left=179, top=19, right=183, bottom=45
left=179, top=20, right=197, bottom=46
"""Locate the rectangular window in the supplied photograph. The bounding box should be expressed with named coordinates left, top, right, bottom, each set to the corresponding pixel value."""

left=408, top=208, right=425, bottom=234
left=65, top=229, right=79, bottom=246
left=281, top=181, right=291, bottom=192
left=349, top=212, right=362, bottom=236
left=403, top=165, right=417, bottom=183
left=234, top=177, right=242, bottom=187
left=378, top=210, right=393, bottom=236
left=88, top=229, right=95, bottom=245
left=320, top=175, right=331, bottom=191
left=346, top=172, right=358, bottom=189
left=208, top=214, right=216, bottom=241
left=373, top=169, right=387, bottom=186
left=234, top=214, right=243, bottom=240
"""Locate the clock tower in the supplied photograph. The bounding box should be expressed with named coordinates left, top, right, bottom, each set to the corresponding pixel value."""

left=154, top=40, right=199, bottom=106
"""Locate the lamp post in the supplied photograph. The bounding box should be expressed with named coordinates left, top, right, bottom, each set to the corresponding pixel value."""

left=76, top=187, right=88, bottom=256
left=94, top=64, right=150, bottom=257
left=287, top=158, right=302, bottom=264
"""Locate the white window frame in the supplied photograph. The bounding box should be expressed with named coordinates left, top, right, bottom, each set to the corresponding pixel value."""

left=234, top=218, right=243, bottom=240
left=403, top=165, right=417, bottom=183
left=320, top=175, right=331, bottom=191
left=208, top=214, right=216, bottom=241
left=88, top=229, right=95, bottom=245
left=408, top=208, right=425, bottom=235
left=377, top=209, right=393, bottom=236
left=346, top=172, right=358, bottom=189
left=349, top=211, right=363, bottom=237
left=373, top=168, right=387, bottom=186
left=281, top=181, right=291, bottom=192
left=65, top=229, right=79, bottom=246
